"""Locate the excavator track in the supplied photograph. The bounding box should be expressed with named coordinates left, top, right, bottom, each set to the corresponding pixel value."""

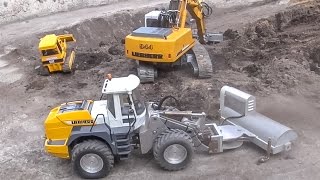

left=137, top=61, right=158, bottom=83
left=192, top=41, right=213, bottom=78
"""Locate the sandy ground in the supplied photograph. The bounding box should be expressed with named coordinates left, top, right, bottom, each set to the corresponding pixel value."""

left=1, top=0, right=320, bottom=179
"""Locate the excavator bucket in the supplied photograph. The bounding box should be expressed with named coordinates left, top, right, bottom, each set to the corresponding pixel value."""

left=219, top=86, right=297, bottom=154
left=58, top=34, right=76, bottom=42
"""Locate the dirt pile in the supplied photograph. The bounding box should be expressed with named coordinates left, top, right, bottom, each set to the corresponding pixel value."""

left=4, top=1, right=320, bottom=119
left=221, top=1, right=320, bottom=93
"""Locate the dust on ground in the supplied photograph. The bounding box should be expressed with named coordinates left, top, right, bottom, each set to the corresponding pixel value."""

left=1, top=0, right=320, bottom=179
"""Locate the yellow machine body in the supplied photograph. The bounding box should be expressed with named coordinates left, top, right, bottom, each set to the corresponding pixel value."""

left=125, top=28, right=195, bottom=63
left=44, top=100, right=93, bottom=159
left=38, top=34, right=76, bottom=73
left=125, top=0, right=207, bottom=64
left=124, top=0, right=215, bottom=82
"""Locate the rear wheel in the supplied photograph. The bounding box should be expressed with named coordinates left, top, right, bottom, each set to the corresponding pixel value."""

left=153, top=129, right=194, bottom=171
left=71, top=140, right=114, bottom=179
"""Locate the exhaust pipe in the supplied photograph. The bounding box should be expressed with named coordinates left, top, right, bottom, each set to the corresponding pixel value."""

left=220, top=86, right=297, bottom=154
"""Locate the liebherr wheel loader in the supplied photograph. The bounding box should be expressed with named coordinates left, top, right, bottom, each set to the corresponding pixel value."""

left=44, top=74, right=297, bottom=179
left=125, top=0, right=223, bottom=83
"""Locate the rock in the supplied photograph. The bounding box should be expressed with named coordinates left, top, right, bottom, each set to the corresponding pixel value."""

left=223, top=29, right=239, bottom=40
left=108, top=45, right=124, bottom=55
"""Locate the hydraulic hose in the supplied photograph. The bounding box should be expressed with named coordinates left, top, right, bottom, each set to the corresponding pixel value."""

left=201, top=2, right=213, bottom=18
left=157, top=95, right=180, bottom=110
left=220, top=115, right=245, bottom=125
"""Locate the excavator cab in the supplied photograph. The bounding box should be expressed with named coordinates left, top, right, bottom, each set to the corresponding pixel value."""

left=38, top=34, right=76, bottom=75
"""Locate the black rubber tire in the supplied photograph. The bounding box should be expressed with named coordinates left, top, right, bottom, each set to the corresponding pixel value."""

left=153, top=129, right=194, bottom=171
left=71, top=140, right=114, bottom=179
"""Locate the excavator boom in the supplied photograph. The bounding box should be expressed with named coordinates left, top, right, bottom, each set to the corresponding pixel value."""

left=175, top=0, right=206, bottom=43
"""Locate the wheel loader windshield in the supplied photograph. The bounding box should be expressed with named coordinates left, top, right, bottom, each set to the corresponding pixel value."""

left=132, top=90, right=145, bottom=115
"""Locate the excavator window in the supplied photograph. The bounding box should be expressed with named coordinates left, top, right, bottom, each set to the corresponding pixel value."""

left=42, top=49, right=58, bottom=56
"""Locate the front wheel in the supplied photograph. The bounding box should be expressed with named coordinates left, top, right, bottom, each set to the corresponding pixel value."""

left=153, top=129, right=194, bottom=171
left=71, top=140, right=114, bottom=179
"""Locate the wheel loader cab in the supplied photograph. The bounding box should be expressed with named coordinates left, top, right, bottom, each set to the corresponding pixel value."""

left=100, top=75, right=146, bottom=129
left=96, top=92, right=144, bottom=128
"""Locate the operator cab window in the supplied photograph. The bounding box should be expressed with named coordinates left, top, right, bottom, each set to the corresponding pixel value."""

left=132, top=90, right=145, bottom=115
left=107, top=94, right=115, bottom=117
left=120, top=94, right=131, bottom=116
left=42, top=48, right=58, bottom=56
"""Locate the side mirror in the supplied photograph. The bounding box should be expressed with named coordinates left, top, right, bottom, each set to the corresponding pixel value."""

left=129, top=108, right=134, bottom=114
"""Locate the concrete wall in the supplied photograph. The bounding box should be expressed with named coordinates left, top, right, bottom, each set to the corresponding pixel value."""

left=0, top=0, right=121, bottom=24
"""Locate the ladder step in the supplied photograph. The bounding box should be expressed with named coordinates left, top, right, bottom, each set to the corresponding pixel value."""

left=119, top=155, right=129, bottom=160
left=117, top=150, right=131, bottom=155
left=117, top=144, right=131, bottom=149
left=115, top=138, right=130, bottom=143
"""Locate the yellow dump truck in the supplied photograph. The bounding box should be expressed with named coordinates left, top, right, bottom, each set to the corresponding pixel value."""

left=38, top=34, right=76, bottom=75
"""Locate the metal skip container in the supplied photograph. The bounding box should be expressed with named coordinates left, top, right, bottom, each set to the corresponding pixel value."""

left=220, top=86, right=298, bottom=154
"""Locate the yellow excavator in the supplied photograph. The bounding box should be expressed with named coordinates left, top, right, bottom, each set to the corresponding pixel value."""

left=38, top=34, right=76, bottom=75
left=125, top=0, right=222, bottom=82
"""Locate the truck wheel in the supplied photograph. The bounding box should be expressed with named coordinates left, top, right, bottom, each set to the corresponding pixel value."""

left=71, top=140, right=114, bottom=179
left=153, top=129, right=194, bottom=171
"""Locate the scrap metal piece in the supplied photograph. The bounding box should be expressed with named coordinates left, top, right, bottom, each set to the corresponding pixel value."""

left=258, top=138, right=272, bottom=164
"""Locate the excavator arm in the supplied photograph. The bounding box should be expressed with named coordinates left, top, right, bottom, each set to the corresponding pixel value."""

left=175, top=0, right=207, bottom=44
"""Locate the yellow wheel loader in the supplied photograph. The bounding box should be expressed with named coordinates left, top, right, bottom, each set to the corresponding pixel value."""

left=43, top=74, right=297, bottom=179
left=125, top=0, right=223, bottom=82
left=38, top=34, right=76, bottom=75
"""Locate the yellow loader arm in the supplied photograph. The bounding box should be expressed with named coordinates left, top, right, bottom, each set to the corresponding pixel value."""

left=58, top=34, right=76, bottom=42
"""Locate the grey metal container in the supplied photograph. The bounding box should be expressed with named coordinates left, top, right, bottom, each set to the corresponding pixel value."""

left=220, top=86, right=298, bottom=154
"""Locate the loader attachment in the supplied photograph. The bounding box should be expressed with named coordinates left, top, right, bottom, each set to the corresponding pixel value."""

left=219, top=86, right=298, bottom=154
left=58, top=34, right=76, bottom=42
left=142, top=84, right=297, bottom=158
